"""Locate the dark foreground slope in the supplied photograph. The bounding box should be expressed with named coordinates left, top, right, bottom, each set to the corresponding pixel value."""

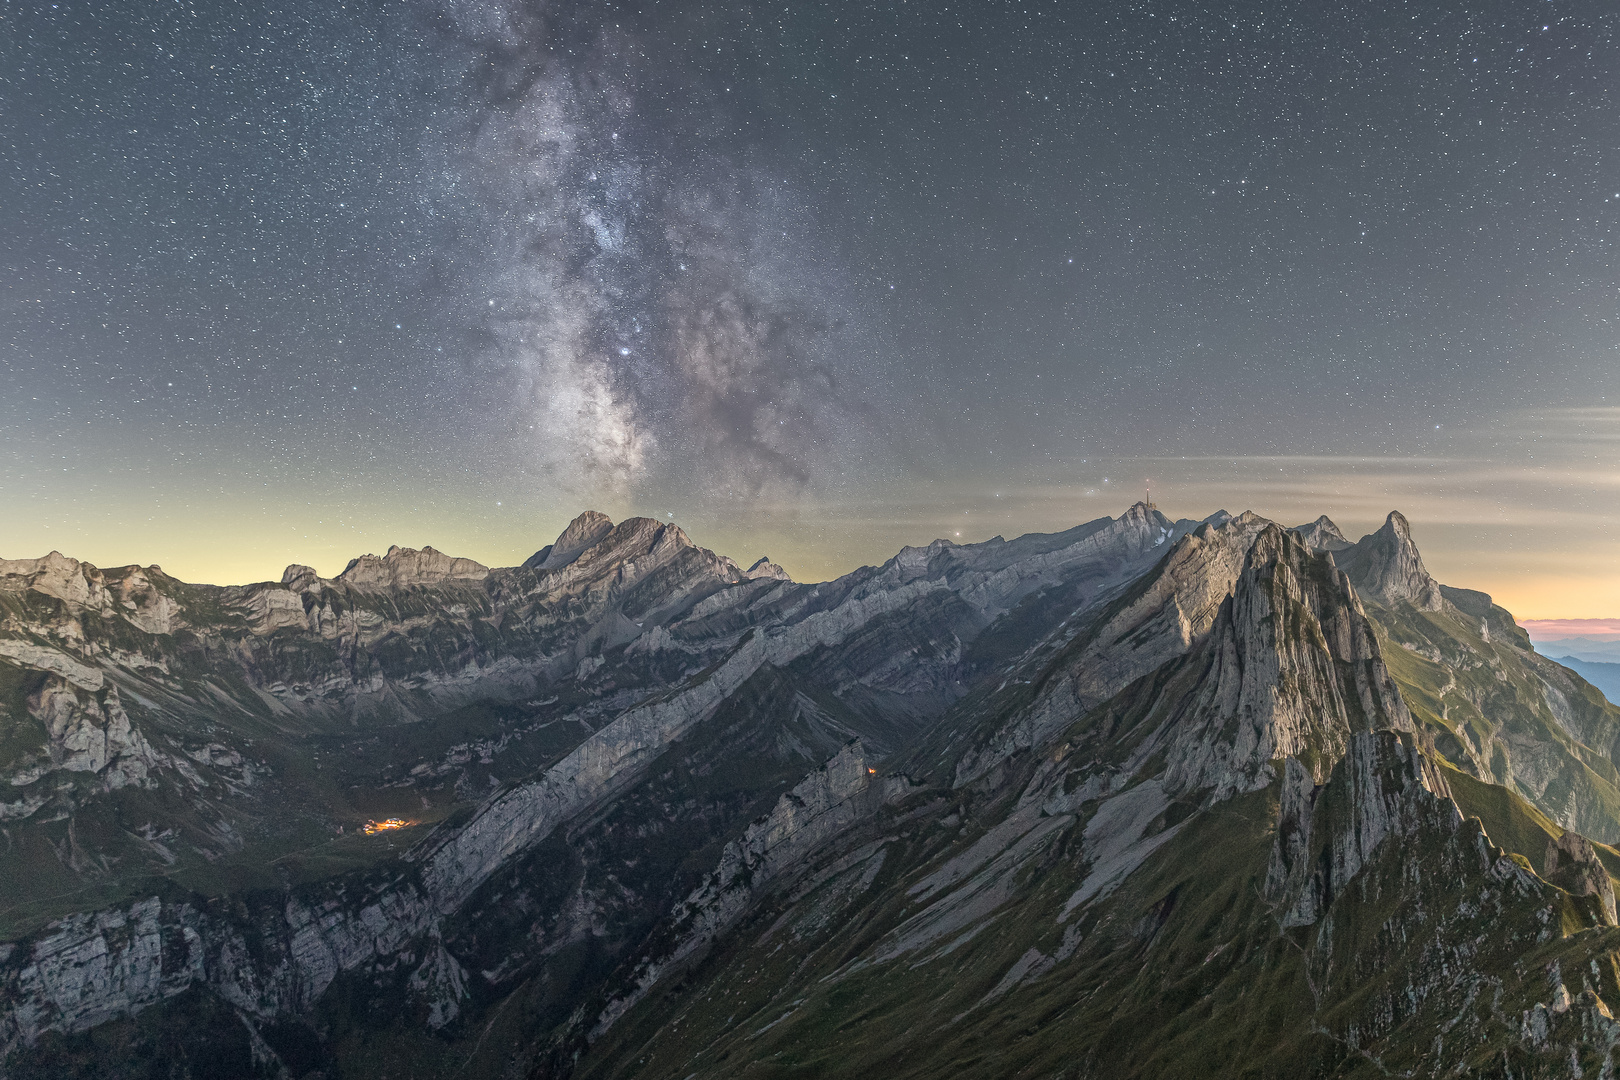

left=3, top=508, right=1620, bottom=1078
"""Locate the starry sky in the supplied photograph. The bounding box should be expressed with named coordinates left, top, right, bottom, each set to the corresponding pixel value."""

left=3, top=0, right=1618, bottom=616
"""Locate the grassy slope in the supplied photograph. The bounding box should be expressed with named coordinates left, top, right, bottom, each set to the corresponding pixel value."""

left=574, top=786, right=1298, bottom=1080
left=579, top=763, right=1620, bottom=1080
left=1369, top=597, right=1620, bottom=843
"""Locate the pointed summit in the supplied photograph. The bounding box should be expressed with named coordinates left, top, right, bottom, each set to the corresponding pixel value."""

left=744, top=556, right=790, bottom=581
left=1290, top=514, right=1352, bottom=553
left=525, top=510, right=615, bottom=571
left=1332, top=510, right=1444, bottom=611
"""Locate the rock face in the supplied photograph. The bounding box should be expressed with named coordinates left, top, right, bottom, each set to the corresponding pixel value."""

left=336, top=545, right=490, bottom=589
left=527, top=510, right=615, bottom=570
left=1333, top=509, right=1445, bottom=610
left=1289, top=513, right=1352, bottom=552
left=22, top=678, right=162, bottom=790
left=959, top=515, right=1411, bottom=798
left=1543, top=830, right=1618, bottom=925
left=1266, top=731, right=1457, bottom=926
left=5, top=503, right=1620, bottom=1079
left=955, top=511, right=1265, bottom=782
left=1154, top=524, right=1413, bottom=798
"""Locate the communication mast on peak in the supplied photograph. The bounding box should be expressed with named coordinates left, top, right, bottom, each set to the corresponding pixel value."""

left=1143, top=480, right=1156, bottom=513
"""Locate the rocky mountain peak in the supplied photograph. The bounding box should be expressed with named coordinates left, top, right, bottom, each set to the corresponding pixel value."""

left=541, top=517, right=702, bottom=589
left=1290, top=514, right=1352, bottom=552
left=1332, top=510, right=1445, bottom=611
left=1158, top=522, right=1413, bottom=798
left=744, top=556, right=791, bottom=581
left=1118, top=500, right=1177, bottom=536
left=528, top=510, right=616, bottom=571
left=0, top=551, right=97, bottom=606
left=336, top=545, right=490, bottom=590
left=280, top=564, right=325, bottom=592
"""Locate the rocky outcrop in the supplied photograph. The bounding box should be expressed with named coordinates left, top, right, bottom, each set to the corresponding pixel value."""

left=1155, top=524, right=1413, bottom=799
left=1, top=897, right=204, bottom=1048
left=1289, top=514, right=1352, bottom=552
left=745, top=556, right=791, bottom=581
left=0, top=554, right=185, bottom=635
left=0, top=640, right=105, bottom=692
left=335, top=545, right=490, bottom=589
left=0, top=552, right=114, bottom=611
left=1333, top=510, right=1445, bottom=611
left=527, top=510, right=615, bottom=571
left=23, top=678, right=163, bottom=790
left=1543, top=830, right=1618, bottom=926
left=1266, top=731, right=1458, bottom=927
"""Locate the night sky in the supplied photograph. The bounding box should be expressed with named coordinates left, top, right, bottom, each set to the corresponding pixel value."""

left=3, top=0, right=1618, bottom=615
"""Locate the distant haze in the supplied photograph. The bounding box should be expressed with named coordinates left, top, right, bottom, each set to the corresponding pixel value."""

left=1521, top=620, right=1620, bottom=641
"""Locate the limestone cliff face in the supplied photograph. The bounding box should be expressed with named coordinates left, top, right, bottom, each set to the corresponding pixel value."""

left=1266, top=732, right=1457, bottom=926
left=335, top=545, right=490, bottom=589
left=527, top=510, right=615, bottom=570
left=957, top=510, right=1270, bottom=784
left=0, top=877, right=441, bottom=1058
left=1155, top=524, right=1413, bottom=799
left=1333, top=510, right=1445, bottom=611
left=1542, top=830, right=1618, bottom=926
left=0, top=553, right=186, bottom=635
left=20, top=678, right=163, bottom=791
left=1289, top=514, right=1352, bottom=553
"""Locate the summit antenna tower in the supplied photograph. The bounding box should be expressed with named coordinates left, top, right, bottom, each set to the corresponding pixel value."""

left=1144, top=480, right=1156, bottom=512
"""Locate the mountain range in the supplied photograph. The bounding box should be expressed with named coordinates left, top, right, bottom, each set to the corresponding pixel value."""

left=2, top=505, right=1619, bottom=1078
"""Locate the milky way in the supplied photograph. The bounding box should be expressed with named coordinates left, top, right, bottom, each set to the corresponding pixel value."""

left=2, top=0, right=1618, bottom=612
left=420, top=0, right=894, bottom=501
